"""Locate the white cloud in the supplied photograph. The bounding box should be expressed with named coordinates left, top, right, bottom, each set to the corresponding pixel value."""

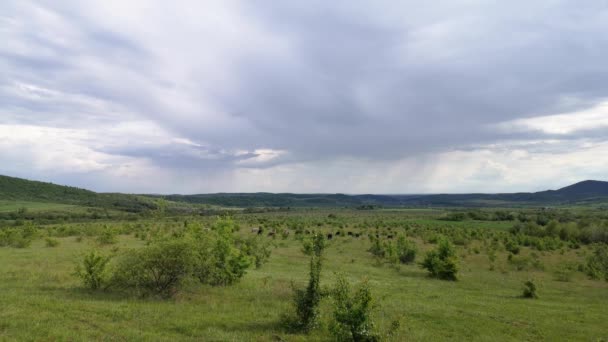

left=496, top=100, right=608, bottom=135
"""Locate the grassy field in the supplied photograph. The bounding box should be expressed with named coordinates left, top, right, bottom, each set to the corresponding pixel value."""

left=1, top=209, right=607, bottom=341
left=0, top=200, right=79, bottom=213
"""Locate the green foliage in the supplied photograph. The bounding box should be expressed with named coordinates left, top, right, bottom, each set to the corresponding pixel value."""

left=74, top=250, right=111, bottom=290
left=96, top=226, right=117, bottom=245
left=45, top=237, right=60, bottom=247
left=395, top=235, right=417, bottom=264
left=329, top=274, right=379, bottom=342
left=111, top=239, right=196, bottom=297
left=585, top=244, right=608, bottom=281
left=0, top=223, right=37, bottom=248
left=420, top=238, right=458, bottom=281
left=191, top=217, right=251, bottom=286
left=522, top=280, right=538, bottom=299
left=284, top=233, right=325, bottom=332
left=368, top=235, right=385, bottom=258
left=240, top=236, right=272, bottom=269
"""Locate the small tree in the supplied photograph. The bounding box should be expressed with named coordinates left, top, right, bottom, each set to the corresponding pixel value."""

left=585, top=244, right=608, bottom=281
left=395, top=235, right=417, bottom=264
left=74, top=250, right=111, bottom=290
left=192, top=218, right=251, bottom=286
left=329, top=274, right=379, bottom=342
left=284, top=233, right=326, bottom=332
left=522, top=279, right=538, bottom=298
left=420, top=237, right=458, bottom=281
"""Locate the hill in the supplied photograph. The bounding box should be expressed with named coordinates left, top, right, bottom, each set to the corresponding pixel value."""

left=158, top=180, right=608, bottom=208
left=2, top=174, right=608, bottom=209
left=0, top=175, right=157, bottom=212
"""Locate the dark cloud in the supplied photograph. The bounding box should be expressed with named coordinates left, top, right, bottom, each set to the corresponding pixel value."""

left=1, top=1, right=607, bottom=192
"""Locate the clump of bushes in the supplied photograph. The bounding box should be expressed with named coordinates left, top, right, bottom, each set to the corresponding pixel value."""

left=420, top=238, right=458, bottom=281
left=329, top=274, right=379, bottom=342
left=75, top=217, right=261, bottom=298
left=0, top=223, right=37, bottom=248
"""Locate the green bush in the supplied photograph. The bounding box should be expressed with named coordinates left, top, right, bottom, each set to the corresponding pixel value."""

left=191, top=218, right=251, bottom=286
left=329, top=274, right=379, bottom=342
left=240, top=236, right=272, bottom=269
left=395, top=235, right=417, bottom=264
left=283, top=233, right=325, bottom=332
left=585, top=244, right=608, bottom=281
left=420, top=238, right=458, bottom=281
left=522, top=280, right=538, bottom=299
left=0, top=228, right=34, bottom=248
left=74, top=250, right=111, bottom=290
left=97, top=226, right=117, bottom=245
left=111, top=239, right=196, bottom=297
left=45, top=237, right=60, bottom=247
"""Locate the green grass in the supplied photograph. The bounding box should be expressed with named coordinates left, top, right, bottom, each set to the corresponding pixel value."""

left=1, top=224, right=607, bottom=341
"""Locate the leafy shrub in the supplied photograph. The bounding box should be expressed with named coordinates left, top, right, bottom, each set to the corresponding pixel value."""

left=504, top=240, right=520, bottom=254
left=111, top=239, right=196, bottom=297
left=283, top=233, right=325, bottom=332
left=74, top=250, right=111, bottom=290
left=240, top=236, right=272, bottom=269
left=97, top=226, right=117, bottom=245
left=368, top=235, right=385, bottom=258
left=420, top=238, right=458, bottom=281
left=191, top=218, right=251, bottom=286
left=45, top=237, right=60, bottom=247
left=522, top=280, right=538, bottom=298
left=329, top=274, right=379, bottom=342
left=585, top=244, right=608, bottom=281
left=395, top=235, right=417, bottom=264
left=0, top=228, right=34, bottom=248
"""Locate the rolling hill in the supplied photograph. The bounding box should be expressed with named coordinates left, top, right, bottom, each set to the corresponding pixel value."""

left=1, top=174, right=607, bottom=209
left=0, top=175, right=157, bottom=212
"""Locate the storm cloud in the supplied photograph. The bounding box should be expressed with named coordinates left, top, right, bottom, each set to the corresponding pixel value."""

left=1, top=0, right=608, bottom=193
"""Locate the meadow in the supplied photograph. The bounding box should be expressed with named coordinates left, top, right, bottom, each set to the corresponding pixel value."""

left=0, top=208, right=607, bottom=341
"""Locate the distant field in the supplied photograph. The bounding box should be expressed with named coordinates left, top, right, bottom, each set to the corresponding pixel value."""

left=0, top=208, right=607, bottom=341
left=0, top=200, right=79, bottom=212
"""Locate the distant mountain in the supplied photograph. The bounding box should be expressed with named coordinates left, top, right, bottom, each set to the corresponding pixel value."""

left=158, top=180, right=608, bottom=207
left=2, top=174, right=607, bottom=209
left=0, top=175, right=157, bottom=212
left=553, top=180, right=608, bottom=198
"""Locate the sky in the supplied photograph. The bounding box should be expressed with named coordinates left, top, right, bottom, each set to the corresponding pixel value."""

left=1, top=1, right=608, bottom=194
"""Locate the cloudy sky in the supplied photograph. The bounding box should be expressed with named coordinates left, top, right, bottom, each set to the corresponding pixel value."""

left=1, top=1, right=607, bottom=194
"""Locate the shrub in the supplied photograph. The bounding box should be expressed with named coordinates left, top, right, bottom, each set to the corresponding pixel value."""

left=74, top=250, right=111, bottom=290
left=45, top=237, right=60, bottom=247
left=368, top=235, right=385, bottom=258
left=329, top=274, right=379, bottom=342
left=240, top=236, right=272, bottom=269
left=420, top=238, right=458, bottom=281
left=504, top=240, right=520, bottom=254
left=284, top=233, right=325, bottom=333
left=192, top=218, right=251, bottom=286
left=97, top=226, right=117, bottom=245
left=111, top=239, right=196, bottom=297
left=522, top=280, right=538, bottom=298
left=585, top=244, right=608, bottom=281
left=395, top=235, right=417, bottom=264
